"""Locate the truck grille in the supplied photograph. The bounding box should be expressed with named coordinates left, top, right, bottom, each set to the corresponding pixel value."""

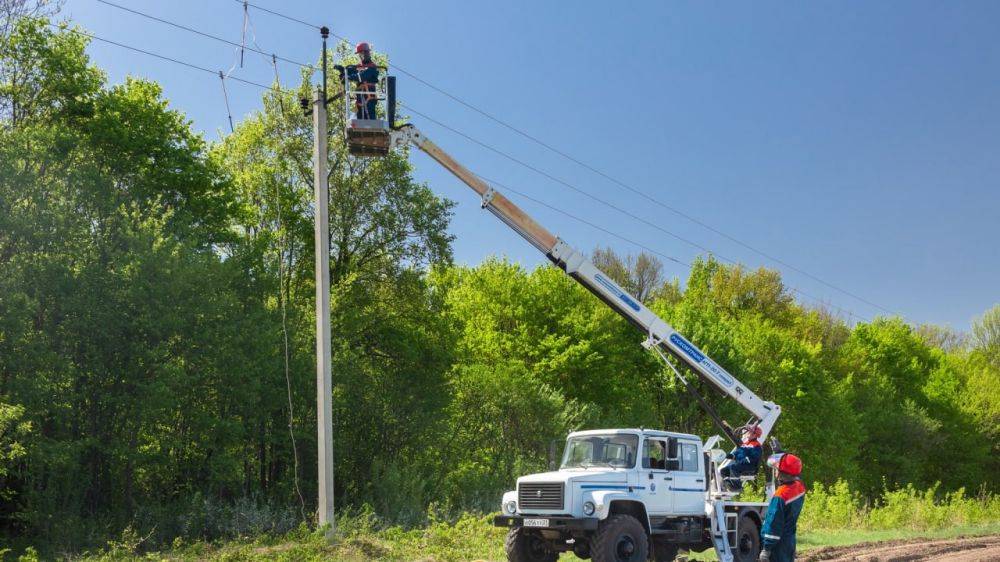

left=518, top=482, right=564, bottom=511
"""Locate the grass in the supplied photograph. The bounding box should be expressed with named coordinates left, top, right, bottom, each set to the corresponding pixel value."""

left=54, top=520, right=1000, bottom=561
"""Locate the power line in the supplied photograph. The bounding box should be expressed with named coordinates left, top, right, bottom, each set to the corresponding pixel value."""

left=94, top=0, right=312, bottom=69
left=53, top=24, right=295, bottom=94
left=400, top=112, right=889, bottom=320
left=236, top=1, right=896, bottom=318
left=479, top=176, right=689, bottom=268
left=399, top=103, right=867, bottom=319
left=400, top=102, right=733, bottom=261
left=478, top=174, right=867, bottom=322
left=233, top=0, right=321, bottom=30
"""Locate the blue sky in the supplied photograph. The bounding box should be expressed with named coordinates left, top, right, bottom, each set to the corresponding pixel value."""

left=61, top=0, right=999, bottom=330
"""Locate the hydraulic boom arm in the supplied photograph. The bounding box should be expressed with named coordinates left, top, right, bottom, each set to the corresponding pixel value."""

left=390, top=125, right=781, bottom=444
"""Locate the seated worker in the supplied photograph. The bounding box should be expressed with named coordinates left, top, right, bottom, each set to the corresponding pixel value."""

left=334, top=42, right=379, bottom=119
left=720, top=424, right=763, bottom=491
left=760, top=452, right=806, bottom=562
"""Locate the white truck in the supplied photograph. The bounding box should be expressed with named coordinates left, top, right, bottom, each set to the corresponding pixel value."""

left=338, top=73, right=784, bottom=562
left=494, top=430, right=766, bottom=562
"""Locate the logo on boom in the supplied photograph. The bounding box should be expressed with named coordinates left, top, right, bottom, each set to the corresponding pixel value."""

left=594, top=274, right=641, bottom=312
left=668, top=334, right=734, bottom=387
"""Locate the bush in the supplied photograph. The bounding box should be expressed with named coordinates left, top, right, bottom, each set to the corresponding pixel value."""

left=800, top=480, right=1000, bottom=532
left=800, top=480, right=865, bottom=529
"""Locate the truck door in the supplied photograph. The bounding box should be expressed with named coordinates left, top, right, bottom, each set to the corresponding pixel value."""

left=670, top=439, right=706, bottom=514
left=640, top=437, right=671, bottom=515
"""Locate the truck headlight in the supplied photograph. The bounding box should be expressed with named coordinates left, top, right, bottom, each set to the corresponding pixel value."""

left=505, top=500, right=517, bottom=514
left=582, top=501, right=596, bottom=516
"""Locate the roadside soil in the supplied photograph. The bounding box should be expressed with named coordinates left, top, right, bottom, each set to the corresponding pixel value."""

left=799, top=534, right=1000, bottom=561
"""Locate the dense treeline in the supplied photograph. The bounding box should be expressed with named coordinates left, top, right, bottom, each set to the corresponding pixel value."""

left=1, top=18, right=998, bottom=553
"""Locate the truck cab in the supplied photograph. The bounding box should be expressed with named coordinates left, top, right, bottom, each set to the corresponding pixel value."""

left=494, top=429, right=765, bottom=562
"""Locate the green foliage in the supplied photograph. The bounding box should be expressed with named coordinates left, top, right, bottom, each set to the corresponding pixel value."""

left=0, top=403, right=30, bottom=482
left=971, top=303, right=1000, bottom=367
left=803, top=480, right=1000, bottom=532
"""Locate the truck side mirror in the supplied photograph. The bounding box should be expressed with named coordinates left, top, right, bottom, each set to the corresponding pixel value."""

left=666, top=437, right=680, bottom=471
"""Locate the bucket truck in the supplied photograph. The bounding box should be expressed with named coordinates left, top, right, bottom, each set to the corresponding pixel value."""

left=337, top=71, right=783, bottom=562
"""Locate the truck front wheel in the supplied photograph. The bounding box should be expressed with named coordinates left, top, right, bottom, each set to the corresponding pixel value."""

left=505, top=528, right=558, bottom=562
left=591, top=514, right=649, bottom=562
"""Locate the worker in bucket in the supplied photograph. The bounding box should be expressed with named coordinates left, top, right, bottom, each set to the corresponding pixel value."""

left=334, top=42, right=379, bottom=119
left=720, top=424, right=763, bottom=491
left=759, top=452, right=805, bottom=562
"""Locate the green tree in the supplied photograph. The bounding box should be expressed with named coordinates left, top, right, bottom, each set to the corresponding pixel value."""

left=971, top=304, right=1000, bottom=367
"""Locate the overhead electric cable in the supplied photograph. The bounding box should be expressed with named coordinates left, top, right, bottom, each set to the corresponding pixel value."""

left=480, top=175, right=867, bottom=323
left=402, top=102, right=868, bottom=320
left=400, top=102, right=733, bottom=263
left=235, top=0, right=896, bottom=317
left=482, top=176, right=689, bottom=268
left=94, top=0, right=312, bottom=68
left=232, top=0, right=321, bottom=30
left=53, top=24, right=295, bottom=93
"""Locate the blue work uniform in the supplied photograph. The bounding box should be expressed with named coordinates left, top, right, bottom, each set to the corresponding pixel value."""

left=343, top=62, right=379, bottom=119
left=761, top=479, right=806, bottom=562
left=721, top=439, right=762, bottom=478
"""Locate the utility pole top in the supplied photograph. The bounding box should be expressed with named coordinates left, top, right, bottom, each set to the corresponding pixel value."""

left=320, top=26, right=329, bottom=39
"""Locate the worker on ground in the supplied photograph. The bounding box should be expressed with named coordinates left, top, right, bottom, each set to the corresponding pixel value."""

left=334, top=42, right=379, bottom=119
left=720, top=424, right=763, bottom=491
left=759, top=453, right=805, bottom=562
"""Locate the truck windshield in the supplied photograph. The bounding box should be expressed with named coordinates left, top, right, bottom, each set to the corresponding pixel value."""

left=560, top=434, right=638, bottom=469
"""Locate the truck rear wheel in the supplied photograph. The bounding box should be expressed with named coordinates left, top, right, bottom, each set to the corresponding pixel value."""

left=733, top=515, right=760, bottom=562
left=591, top=514, right=649, bottom=562
left=505, top=527, right=558, bottom=562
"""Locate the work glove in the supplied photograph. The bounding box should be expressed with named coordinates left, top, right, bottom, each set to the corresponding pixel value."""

left=759, top=549, right=771, bottom=562
left=726, top=453, right=735, bottom=460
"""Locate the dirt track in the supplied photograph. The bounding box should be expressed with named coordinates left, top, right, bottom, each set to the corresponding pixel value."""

left=799, top=534, right=1000, bottom=561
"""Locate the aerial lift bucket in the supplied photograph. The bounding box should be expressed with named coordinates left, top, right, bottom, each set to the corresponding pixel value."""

left=344, top=74, right=396, bottom=157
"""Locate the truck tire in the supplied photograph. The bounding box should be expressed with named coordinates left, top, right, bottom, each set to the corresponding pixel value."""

left=652, top=539, right=679, bottom=561
left=732, top=515, right=760, bottom=562
left=505, top=527, right=558, bottom=562
left=591, top=514, right=649, bottom=562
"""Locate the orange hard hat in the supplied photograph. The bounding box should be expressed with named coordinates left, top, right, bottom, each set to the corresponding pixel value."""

left=356, top=42, right=371, bottom=54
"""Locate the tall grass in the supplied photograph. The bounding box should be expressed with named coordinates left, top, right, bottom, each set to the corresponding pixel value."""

left=801, top=480, right=1000, bottom=531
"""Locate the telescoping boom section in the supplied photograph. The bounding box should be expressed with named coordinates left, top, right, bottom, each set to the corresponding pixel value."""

left=383, top=125, right=781, bottom=443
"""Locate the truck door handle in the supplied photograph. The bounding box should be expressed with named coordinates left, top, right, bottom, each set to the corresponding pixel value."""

left=695, top=479, right=704, bottom=483
left=664, top=477, right=672, bottom=481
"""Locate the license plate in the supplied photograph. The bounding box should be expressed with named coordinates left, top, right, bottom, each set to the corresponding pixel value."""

left=523, top=518, right=549, bottom=527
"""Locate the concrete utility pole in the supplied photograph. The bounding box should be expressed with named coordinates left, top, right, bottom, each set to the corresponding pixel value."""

left=312, top=84, right=335, bottom=532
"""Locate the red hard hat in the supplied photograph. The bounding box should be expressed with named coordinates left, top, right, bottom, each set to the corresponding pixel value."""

left=766, top=453, right=802, bottom=476
left=355, top=42, right=371, bottom=54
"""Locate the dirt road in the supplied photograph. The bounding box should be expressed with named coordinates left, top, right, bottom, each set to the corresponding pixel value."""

left=799, top=534, right=1000, bottom=561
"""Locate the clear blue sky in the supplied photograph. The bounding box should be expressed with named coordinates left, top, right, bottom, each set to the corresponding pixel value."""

left=61, top=0, right=999, bottom=330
